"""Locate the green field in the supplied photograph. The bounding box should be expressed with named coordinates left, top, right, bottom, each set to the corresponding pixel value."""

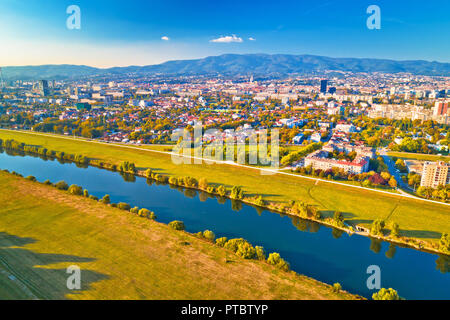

left=0, top=172, right=357, bottom=300
left=387, top=151, right=450, bottom=162
left=0, top=130, right=449, bottom=246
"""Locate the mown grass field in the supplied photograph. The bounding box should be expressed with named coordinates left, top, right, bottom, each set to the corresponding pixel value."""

left=0, top=129, right=449, bottom=244
left=387, top=151, right=450, bottom=162
left=0, top=172, right=357, bottom=300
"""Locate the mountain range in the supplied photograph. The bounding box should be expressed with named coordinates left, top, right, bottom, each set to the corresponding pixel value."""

left=2, top=53, right=450, bottom=80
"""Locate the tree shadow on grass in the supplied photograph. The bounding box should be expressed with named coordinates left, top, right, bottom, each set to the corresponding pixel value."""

left=399, top=229, right=442, bottom=240
left=0, top=232, right=109, bottom=300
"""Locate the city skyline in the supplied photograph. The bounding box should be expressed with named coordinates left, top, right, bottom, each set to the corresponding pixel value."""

left=1, top=0, right=449, bottom=67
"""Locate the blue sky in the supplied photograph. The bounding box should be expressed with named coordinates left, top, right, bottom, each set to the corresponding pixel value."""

left=1, top=0, right=449, bottom=67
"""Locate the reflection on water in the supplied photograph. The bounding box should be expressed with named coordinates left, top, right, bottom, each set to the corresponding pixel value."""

left=0, top=148, right=449, bottom=299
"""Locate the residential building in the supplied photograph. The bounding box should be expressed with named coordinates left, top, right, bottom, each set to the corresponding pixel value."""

left=420, top=161, right=450, bottom=188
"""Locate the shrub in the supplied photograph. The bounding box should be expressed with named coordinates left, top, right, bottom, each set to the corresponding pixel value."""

left=255, top=246, right=266, bottom=260
left=206, top=186, right=215, bottom=194
left=255, top=196, right=265, bottom=207
left=137, top=208, right=156, bottom=220
left=110, top=203, right=117, bottom=207
left=169, top=220, right=185, bottom=231
left=267, top=252, right=290, bottom=271
left=25, top=176, right=37, bottom=182
left=130, top=207, right=139, bottom=214
left=138, top=208, right=149, bottom=217
left=55, top=181, right=69, bottom=190
left=168, top=176, right=178, bottom=185
left=118, top=202, right=131, bottom=211
left=202, top=230, right=215, bottom=242
left=83, top=189, right=89, bottom=197
left=43, top=179, right=52, bottom=185
left=145, top=169, right=153, bottom=178
left=236, top=242, right=257, bottom=259
left=89, top=195, right=98, bottom=201
left=194, top=231, right=204, bottom=238
left=101, top=194, right=111, bottom=204
left=198, top=178, right=208, bottom=190
left=215, top=237, right=228, bottom=247
left=183, top=176, right=198, bottom=188
left=372, top=288, right=400, bottom=300
left=224, top=238, right=250, bottom=253
left=68, top=184, right=83, bottom=196
left=332, top=283, right=342, bottom=293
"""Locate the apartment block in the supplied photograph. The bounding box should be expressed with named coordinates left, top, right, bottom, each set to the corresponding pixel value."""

left=420, top=161, right=450, bottom=188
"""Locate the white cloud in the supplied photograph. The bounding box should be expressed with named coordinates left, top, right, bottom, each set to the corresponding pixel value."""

left=161, top=36, right=170, bottom=41
left=210, top=35, right=243, bottom=43
left=248, top=37, right=256, bottom=41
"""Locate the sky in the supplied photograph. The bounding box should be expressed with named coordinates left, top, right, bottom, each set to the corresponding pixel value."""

left=0, top=0, right=449, bottom=67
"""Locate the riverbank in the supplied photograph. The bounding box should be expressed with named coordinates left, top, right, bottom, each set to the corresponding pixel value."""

left=0, top=129, right=448, bottom=255
left=0, top=171, right=360, bottom=300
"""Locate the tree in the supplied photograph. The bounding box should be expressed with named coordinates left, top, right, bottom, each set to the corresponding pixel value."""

left=370, top=219, right=385, bottom=236
left=333, top=211, right=345, bottom=227
left=390, top=222, right=399, bottom=238
left=217, top=185, right=227, bottom=197
left=372, top=288, right=400, bottom=300
left=395, top=159, right=407, bottom=172
left=388, top=177, right=397, bottom=188
left=439, top=233, right=450, bottom=254
left=230, top=186, right=244, bottom=200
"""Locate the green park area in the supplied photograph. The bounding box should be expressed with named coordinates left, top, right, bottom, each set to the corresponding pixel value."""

left=387, top=151, right=450, bottom=162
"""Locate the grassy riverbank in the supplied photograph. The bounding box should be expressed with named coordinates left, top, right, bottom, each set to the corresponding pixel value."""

left=0, top=171, right=358, bottom=300
left=0, top=129, right=449, bottom=248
